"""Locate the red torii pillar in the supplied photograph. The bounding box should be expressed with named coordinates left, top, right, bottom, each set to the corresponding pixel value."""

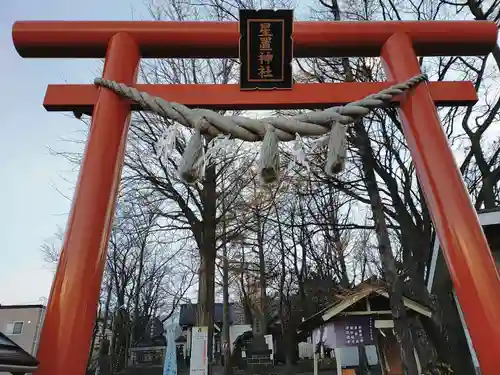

left=12, top=20, right=500, bottom=375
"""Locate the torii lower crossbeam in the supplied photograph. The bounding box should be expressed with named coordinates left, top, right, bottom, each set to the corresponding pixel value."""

left=12, top=20, right=500, bottom=375
left=44, top=81, right=477, bottom=113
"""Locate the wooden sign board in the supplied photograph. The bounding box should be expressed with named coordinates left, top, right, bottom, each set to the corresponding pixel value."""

left=239, top=9, right=293, bottom=90
left=334, top=316, right=375, bottom=347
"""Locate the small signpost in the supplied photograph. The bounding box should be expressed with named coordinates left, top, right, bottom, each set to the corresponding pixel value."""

left=189, top=327, right=208, bottom=375
left=239, top=9, right=294, bottom=90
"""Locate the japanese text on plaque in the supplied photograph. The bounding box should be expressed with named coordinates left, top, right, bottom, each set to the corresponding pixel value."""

left=258, top=22, right=274, bottom=79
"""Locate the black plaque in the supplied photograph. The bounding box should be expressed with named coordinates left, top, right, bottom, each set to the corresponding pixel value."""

left=334, top=316, right=375, bottom=347
left=239, top=9, right=293, bottom=90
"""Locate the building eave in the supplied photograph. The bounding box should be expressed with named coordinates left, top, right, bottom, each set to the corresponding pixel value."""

left=426, top=207, right=500, bottom=293
left=0, top=304, right=45, bottom=310
left=298, top=285, right=432, bottom=334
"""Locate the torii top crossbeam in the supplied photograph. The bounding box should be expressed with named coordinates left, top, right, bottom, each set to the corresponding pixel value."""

left=12, top=20, right=495, bottom=113
left=12, top=19, right=500, bottom=375
left=12, top=20, right=497, bottom=58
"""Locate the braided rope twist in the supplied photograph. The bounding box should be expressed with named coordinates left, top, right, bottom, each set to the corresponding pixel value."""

left=94, top=75, right=426, bottom=141
left=93, top=74, right=427, bottom=183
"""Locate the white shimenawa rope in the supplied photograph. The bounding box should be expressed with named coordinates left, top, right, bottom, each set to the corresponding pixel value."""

left=94, top=74, right=427, bottom=184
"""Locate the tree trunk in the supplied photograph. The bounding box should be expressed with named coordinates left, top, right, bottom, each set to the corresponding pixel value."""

left=354, top=122, right=419, bottom=375
left=357, top=345, right=370, bottom=375
left=197, top=163, right=217, bottom=375
left=96, top=281, right=113, bottom=372
left=197, top=250, right=216, bottom=372
left=101, top=281, right=113, bottom=339
left=256, top=211, right=268, bottom=334
left=131, top=237, right=147, bottom=347
left=222, top=246, right=233, bottom=375
left=409, top=316, right=438, bottom=372
left=284, top=325, right=296, bottom=375
left=87, top=317, right=99, bottom=370
left=239, top=248, right=253, bottom=326
left=421, top=280, right=476, bottom=374
left=110, top=311, right=118, bottom=373
left=221, top=168, right=233, bottom=375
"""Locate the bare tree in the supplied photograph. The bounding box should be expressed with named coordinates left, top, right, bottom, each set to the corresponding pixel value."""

left=44, top=0, right=500, bottom=374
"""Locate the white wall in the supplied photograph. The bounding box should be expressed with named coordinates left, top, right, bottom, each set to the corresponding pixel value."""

left=298, top=342, right=378, bottom=366
left=299, top=342, right=314, bottom=359
left=336, top=345, right=378, bottom=367
left=0, top=306, right=45, bottom=375
left=0, top=306, right=44, bottom=355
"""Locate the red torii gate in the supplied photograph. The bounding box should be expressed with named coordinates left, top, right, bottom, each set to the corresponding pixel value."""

left=12, top=20, right=500, bottom=375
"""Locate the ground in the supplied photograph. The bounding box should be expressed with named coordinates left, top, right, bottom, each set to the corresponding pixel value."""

left=116, top=365, right=376, bottom=375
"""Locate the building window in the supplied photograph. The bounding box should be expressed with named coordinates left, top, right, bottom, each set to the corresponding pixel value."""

left=5, top=321, right=24, bottom=335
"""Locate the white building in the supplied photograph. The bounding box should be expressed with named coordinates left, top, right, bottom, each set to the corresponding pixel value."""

left=426, top=208, right=500, bottom=375
left=0, top=304, right=45, bottom=375
left=0, top=304, right=45, bottom=356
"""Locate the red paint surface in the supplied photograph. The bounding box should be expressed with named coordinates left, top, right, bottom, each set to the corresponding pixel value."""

left=43, top=81, right=477, bottom=113
left=12, top=20, right=497, bottom=58
left=33, top=33, right=140, bottom=375
left=381, top=33, right=500, bottom=375
left=11, top=18, right=499, bottom=375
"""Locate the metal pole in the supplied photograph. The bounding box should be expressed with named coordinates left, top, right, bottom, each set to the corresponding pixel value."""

left=34, top=32, right=140, bottom=375
left=380, top=32, right=500, bottom=375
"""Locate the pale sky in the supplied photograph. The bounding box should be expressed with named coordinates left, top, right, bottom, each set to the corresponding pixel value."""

left=0, top=0, right=147, bottom=305
left=0, top=0, right=309, bottom=306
